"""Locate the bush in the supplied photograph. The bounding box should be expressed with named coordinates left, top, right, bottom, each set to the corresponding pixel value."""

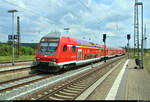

left=0, top=44, right=12, bottom=56
left=148, top=50, right=150, bottom=55
left=0, top=44, right=36, bottom=56
left=21, top=46, right=35, bottom=55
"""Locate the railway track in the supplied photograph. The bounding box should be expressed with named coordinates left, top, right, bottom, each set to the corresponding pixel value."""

left=0, top=60, right=34, bottom=68
left=0, top=60, right=34, bottom=64
left=0, top=60, right=36, bottom=82
left=0, top=55, right=126, bottom=100
left=0, top=61, right=92, bottom=99
left=0, top=66, right=32, bottom=73
left=35, top=56, right=125, bottom=100
left=0, top=65, right=38, bottom=83
left=0, top=73, right=39, bottom=85
left=0, top=62, right=91, bottom=94
left=16, top=56, right=126, bottom=100
left=0, top=73, right=52, bottom=93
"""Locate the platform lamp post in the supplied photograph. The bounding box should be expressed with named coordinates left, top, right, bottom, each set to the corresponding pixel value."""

left=103, top=34, right=106, bottom=62
left=135, top=2, right=144, bottom=69
left=8, top=10, right=18, bottom=66
left=127, top=34, right=130, bottom=59
left=64, top=28, right=70, bottom=36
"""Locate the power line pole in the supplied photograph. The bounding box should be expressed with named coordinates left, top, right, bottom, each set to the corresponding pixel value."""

left=136, top=1, right=140, bottom=59
left=8, top=10, right=18, bottom=66
left=17, top=16, right=20, bottom=57
left=134, top=0, right=140, bottom=59
left=134, top=0, right=137, bottom=56
left=144, top=24, right=147, bottom=55
left=135, top=2, right=144, bottom=69
left=141, top=3, right=144, bottom=69
left=64, top=28, right=70, bottom=36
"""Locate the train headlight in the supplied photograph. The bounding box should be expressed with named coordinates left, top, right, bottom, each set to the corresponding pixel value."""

left=51, top=58, right=56, bottom=62
left=36, top=57, right=40, bottom=60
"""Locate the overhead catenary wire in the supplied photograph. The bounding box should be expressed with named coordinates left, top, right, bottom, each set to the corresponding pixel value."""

left=78, top=0, right=123, bottom=45
left=3, top=0, right=55, bottom=25
left=78, top=0, right=105, bottom=43
left=78, top=0, right=106, bottom=31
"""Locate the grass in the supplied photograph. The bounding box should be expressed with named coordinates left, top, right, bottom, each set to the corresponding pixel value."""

left=130, top=53, right=141, bottom=59
left=144, top=54, right=150, bottom=74
left=130, top=55, right=137, bottom=59
left=130, top=53, right=150, bottom=74
left=0, top=55, right=35, bottom=62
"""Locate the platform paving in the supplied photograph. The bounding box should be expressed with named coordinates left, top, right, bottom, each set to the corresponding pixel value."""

left=116, top=59, right=150, bottom=100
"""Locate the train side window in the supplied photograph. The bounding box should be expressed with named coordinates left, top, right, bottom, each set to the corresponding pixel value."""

left=90, top=54, right=92, bottom=59
left=63, top=45, right=67, bottom=52
left=78, top=41, right=81, bottom=46
left=93, top=54, right=95, bottom=58
left=81, top=41, right=84, bottom=46
left=96, top=54, right=98, bottom=58
left=72, top=46, right=76, bottom=53
left=84, top=55, right=87, bottom=59
left=87, top=55, right=89, bottom=59
left=101, top=49, right=103, bottom=53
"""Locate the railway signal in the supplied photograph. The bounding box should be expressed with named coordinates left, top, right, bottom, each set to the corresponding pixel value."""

left=103, top=34, right=106, bottom=62
left=17, top=16, right=20, bottom=57
left=103, top=34, right=106, bottom=42
left=127, top=34, right=130, bottom=59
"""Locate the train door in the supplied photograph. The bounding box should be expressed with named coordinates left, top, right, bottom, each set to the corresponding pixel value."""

left=99, top=49, right=101, bottom=57
left=78, top=49, right=82, bottom=60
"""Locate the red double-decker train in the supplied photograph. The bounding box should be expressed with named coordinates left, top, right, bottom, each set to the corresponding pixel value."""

left=34, top=32, right=126, bottom=72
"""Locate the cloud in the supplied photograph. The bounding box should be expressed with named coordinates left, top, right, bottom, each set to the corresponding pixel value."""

left=0, top=0, right=149, bottom=48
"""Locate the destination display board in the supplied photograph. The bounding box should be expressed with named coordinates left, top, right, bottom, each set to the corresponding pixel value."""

left=41, top=38, right=59, bottom=42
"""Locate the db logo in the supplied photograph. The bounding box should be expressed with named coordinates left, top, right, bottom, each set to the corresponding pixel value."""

left=44, top=55, right=47, bottom=57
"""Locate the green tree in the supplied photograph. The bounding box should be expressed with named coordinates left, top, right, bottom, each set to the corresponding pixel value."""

left=147, top=50, right=150, bottom=55
left=30, top=43, right=38, bottom=50
left=0, top=44, right=12, bottom=56
left=0, top=43, right=36, bottom=56
left=7, top=41, right=13, bottom=46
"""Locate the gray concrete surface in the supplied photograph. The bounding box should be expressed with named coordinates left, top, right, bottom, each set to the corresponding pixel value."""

left=86, top=59, right=150, bottom=100
left=86, top=59, right=126, bottom=100
left=124, top=59, right=150, bottom=100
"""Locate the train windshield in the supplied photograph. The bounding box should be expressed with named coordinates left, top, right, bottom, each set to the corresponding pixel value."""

left=38, top=42, right=59, bottom=55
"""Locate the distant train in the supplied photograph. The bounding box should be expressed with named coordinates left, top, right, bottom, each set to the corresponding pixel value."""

left=34, top=32, right=126, bottom=72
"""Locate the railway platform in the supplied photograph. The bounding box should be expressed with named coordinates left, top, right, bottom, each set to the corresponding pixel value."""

left=85, top=59, right=150, bottom=100
left=107, top=59, right=150, bottom=100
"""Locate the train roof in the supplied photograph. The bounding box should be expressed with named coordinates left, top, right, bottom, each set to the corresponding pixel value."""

left=42, top=31, right=61, bottom=39
left=41, top=33, right=124, bottom=50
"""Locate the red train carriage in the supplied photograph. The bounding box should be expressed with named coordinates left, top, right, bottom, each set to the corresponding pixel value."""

left=35, top=32, right=101, bottom=72
left=35, top=32, right=126, bottom=72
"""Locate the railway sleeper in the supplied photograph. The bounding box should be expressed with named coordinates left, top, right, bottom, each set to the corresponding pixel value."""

left=63, top=88, right=80, bottom=93
left=69, top=85, right=86, bottom=89
left=57, top=91, right=76, bottom=97
left=59, top=90, right=77, bottom=96
left=67, top=86, right=84, bottom=91
left=54, top=93, right=74, bottom=99
left=48, top=96, right=64, bottom=100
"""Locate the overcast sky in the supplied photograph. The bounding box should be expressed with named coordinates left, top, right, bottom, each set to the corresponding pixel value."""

left=0, top=0, right=149, bottom=48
